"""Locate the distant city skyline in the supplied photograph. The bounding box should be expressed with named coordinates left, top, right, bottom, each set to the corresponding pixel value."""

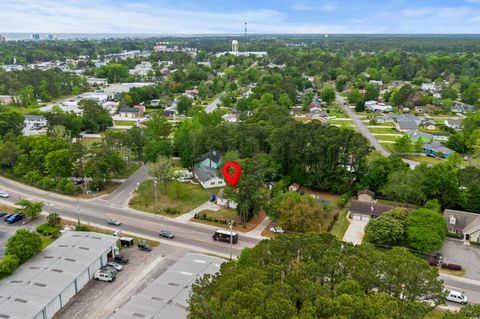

left=1, top=0, right=480, bottom=34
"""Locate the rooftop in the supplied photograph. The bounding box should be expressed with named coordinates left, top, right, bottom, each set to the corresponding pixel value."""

left=349, top=200, right=393, bottom=217
left=194, top=166, right=221, bottom=183
left=108, top=253, right=224, bottom=319
left=0, top=232, right=117, bottom=319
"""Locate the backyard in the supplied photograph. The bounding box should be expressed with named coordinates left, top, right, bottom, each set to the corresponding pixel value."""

left=130, top=180, right=221, bottom=215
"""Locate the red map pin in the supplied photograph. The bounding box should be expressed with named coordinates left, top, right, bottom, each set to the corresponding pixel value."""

left=222, top=162, right=242, bottom=188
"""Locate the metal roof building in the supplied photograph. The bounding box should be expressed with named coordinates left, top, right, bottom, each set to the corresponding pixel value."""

left=109, top=253, right=224, bottom=319
left=0, top=231, right=118, bottom=319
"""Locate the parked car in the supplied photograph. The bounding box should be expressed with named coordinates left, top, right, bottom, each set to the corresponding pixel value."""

left=94, top=270, right=115, bottom=282
left=106, top=261, right=123, bottom=271
left=0, top=191, right=9, bottom=198
left=159, top=230, right=175, bottom=239
left=270, top=227, right=285, bottom=234
left=0, top=212, right=8, bottom=218
left=427, top=257, right=439, bottom=266
left=433, top=252, right=443, bottom=264
left=3, top=213, right=13, bottom=221
left=100, top=265, right=118, bottom=275
left=446, top=290, right=468, bottom=305
left=7, top=214, right=24, bottom=224
left=138, top=241, right=152, bottom=252
left=113, top=230, right=122, bottom=237
left=114, top=255, right=129, bottom=265
left=442, top=263, right=462, bottom=271
left=107, top=219, right=121, bottom=226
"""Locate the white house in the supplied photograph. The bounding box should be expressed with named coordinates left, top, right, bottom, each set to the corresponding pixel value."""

left=216, top=189, right=237, bottom=209
left=194, top=167, right=226, bottom=189
left=365, top=101, right=393, bottom=113
left=86, top=77, right=108, bottom=86
left=444, top=118, right=463, bottom=131
left=24, top=115, right=47, bottom=129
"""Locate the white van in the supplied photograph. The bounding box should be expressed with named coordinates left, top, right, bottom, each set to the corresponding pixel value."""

left=446, top=290, right=468, bottom=305
left=94, top=270, right=115, bottom=282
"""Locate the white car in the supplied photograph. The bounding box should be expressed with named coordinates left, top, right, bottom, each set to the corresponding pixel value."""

left=446, top=290, right=468, bottom=305
left=0, top=191, right=9, bottom=198
left=270, top=227, right=285, bottom=234
left=94, top=270, right=115, bottom=282
left=106, top=261, right=123, bottom=271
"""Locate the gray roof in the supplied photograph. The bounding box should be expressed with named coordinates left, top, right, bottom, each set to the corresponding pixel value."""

left=198, top=149, right=222, bottom=164
left=423, top=142, right=453, bottom=154
left=0, top=231, right=117, bottom=319
left=349, top=200, right=393, bottom=217
left=445, top=118, right=463, bottom=127
left=108, top=253, right=224, bottom=319
left=444, top=209, right=480, bottom=233
left=194, top=166, right=220, bottom=183
left=119, top=108, right=140, bottom=113
left=397, top=120, right=418, bottom=130
left=24, top=115, right=46, bottom=121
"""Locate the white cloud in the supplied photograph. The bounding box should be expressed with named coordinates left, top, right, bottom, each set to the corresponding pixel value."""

left=291, top=2, right=337, bottom=12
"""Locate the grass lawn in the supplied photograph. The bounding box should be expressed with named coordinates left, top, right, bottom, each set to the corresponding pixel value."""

left=376, top=135, right=402, bottom=142
left=403, top=155, right=443, bottom=164
left=112, top=162, right=141, bottom=179
left=381, top=143, right=396, bottom=153
left=0, top=203, right=16, bottom=212
left=130, top=180, right=221, bottom=215
left=79, top=137, right=102, bottom=147
left=424, top=309, right=446, bottom=319
left=192, top=209, right=266, bottom=233
left=329, top=208, right=349, bottom=239
left=369, top=127, right=399, bottom=134
left=439, top=268, right=465, bottom=277
left=327, top=110, right=350, bottom=118
left=77, top=181, right=121, bottom=199
left=368, top=122, right=395, bottom=127
left=41, top=236, right=55, bottom=249
left=328, top=119, right=353, bottom=125
left=114, top=120, right=137, bottom=126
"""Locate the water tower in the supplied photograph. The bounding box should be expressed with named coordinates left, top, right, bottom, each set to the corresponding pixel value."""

left=232, top=40, right=239, bottom=53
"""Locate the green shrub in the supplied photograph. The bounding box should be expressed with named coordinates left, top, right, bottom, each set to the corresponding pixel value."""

left=470, top=241, right=480, bottom=247
left=6, top=229, right=42, bottom=265
left=446, top=232, right=462, bottom=239
left=75, top=225, right=91, bottom=231
left=56, top=178, right=75, bottom=195
left=337, top=193, right=351, bottom=207
left=36, top=223, right=60, bottom=236
left=0, top=255, right=19, bottom=279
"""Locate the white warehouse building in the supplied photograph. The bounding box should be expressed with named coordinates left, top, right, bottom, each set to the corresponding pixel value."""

left=0, top=231, right=118, bottom=319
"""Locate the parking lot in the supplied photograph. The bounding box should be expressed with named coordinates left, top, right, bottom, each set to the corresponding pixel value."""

left=440, top=239, right=480, bottom=281
left=0, top=213, right=45, bottom=258
left=55, top=243, right=190, bottom=319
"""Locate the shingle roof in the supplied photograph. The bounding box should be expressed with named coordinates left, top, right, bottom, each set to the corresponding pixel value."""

left=423, top=142, right=453, bottom=154
left=397, top=120, right=418, bottom=130
left=444, top=209, right=480, bottom=233
left=194, top=166, right=220, bottom=183
left=349, top=200, right=393, bottom=217
left=358, top=189, right=375, bottom=197
left=119, top=108, right=140, bottom=113
left=198, top=149, right=222, bottom=164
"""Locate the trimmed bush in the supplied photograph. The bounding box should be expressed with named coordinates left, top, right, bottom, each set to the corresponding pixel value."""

left=470, top=241, right=480, bottom=247
left=75, top=225, right=91, bottom=231
left=441, top=263, right=462, bottom=271
left=446, top=232, right=462, bottom=239
left=36, top=223, right=60, bottom=236
left=0, top=255, right=19, bottom=279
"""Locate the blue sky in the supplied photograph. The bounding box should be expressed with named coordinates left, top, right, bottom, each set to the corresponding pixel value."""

left=1, top=0, right=480, bottom=34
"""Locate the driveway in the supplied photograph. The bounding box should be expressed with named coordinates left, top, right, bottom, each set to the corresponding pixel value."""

left=342, top=218, right=367, bottom=245
left=440, top=239, right=480, bottom=281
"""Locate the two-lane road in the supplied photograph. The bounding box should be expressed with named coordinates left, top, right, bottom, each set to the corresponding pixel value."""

left=335, top=92, right=420, bottom=168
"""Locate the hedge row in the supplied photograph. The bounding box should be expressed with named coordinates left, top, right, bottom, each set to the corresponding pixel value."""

left=194, top=213, right=236, bottom=226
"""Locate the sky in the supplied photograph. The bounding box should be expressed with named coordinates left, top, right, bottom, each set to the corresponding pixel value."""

left=1, top=0, right=480, bottom=34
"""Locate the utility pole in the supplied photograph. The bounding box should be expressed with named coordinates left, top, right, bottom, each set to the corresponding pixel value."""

left=154, top=179, right=158, bottom=213
left=229, top=221, right=233, bottom=260
left=244, top=22, right=247, bottom=42
left=76, top=199, right=80, bottom=225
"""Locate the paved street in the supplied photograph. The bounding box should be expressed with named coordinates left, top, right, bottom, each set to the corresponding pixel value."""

left=441, top=239, right=480, bottom=280
left=99, top=164, right=148, bottom=206
left=0, top=175, right=261, bottom=260
left=335, top=92, right=420, bottom=168
left=205, top=96, right=220, bottom=113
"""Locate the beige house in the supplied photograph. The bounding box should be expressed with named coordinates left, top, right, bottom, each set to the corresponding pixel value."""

left=444, top=209, right=480, bottom=243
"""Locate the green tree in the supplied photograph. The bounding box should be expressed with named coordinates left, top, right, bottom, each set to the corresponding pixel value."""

left=406, top=208, right=446, bottom=253
left=0, top=112, right=25, bottom=136
left=96, top=63, right=130, bottom=83
left=381, top=168, right=427, bottom=204
left=365, top=83, right=380, bottom=101
left=275, top=192, right=325, bottom=233
left=177, top=96, right=193, bottom=115
left=5, top=229, right=43, bottom=264
left=79, top=99, right=113, bottom=133
left=320, top=85, right=336, bottom=105
left=462, top=83, right=480, bottom=105
left=347, top=89, right=364, bottom=105
left=364, top=214, right=405, bottom=247
left=0, top=255, right=19, bottom=279
left=15, top=199, right=43, bottom=219
left=48, top=125, right=72, bottom=143
left=45, top=149, right=73, bottom=178
left=149, top=156, right=172, bottom=195
left=394, top=135, right=414, bottom=153
left=47, top=212, right=61, bottom=227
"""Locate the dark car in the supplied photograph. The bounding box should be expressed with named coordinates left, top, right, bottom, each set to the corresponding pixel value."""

left=7, top=214, right=24, bottom=224
left=3, top=213, right=13, bottom=221
left=433, top=252, right=444, bottom=264
left=427, top=257, right=439, bottom=266
left=138, top=241, right=152, bottom=252
left=0, top=212, right=8, bottom=218
left=114, top=255, right=129, bottom=265
left=159, top=230, right=174, bottom=239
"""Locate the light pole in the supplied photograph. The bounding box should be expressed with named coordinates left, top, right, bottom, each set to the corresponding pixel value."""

left=229, top=221, right=233, bottom=261
left=76, top=199, right=80, bottom=226
left=153, top=179, right=158, bottom=213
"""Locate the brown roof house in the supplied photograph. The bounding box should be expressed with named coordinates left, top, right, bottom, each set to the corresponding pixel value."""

left=444, top=209, right=480, bottom=243
left=348, top=189, right=392, bottom=222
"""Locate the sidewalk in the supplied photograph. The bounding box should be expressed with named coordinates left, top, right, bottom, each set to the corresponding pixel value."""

left=245, top=215, right=271, bottom=239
